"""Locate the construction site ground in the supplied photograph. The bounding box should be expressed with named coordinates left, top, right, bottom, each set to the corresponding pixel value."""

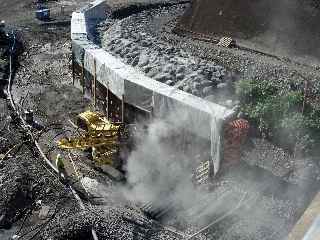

left=1, top=0, right=320, bottom=240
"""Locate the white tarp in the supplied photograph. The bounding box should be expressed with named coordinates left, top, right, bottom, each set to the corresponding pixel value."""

left=82, top=46, right=232, bottom=174
left=71, top=12, right=87, bottom=40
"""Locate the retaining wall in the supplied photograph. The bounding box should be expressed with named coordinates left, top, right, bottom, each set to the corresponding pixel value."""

left=70, top=0, right=235, bottom=174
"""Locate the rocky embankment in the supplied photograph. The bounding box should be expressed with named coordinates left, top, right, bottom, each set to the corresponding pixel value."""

left=99, top=4, right=239, bottom=107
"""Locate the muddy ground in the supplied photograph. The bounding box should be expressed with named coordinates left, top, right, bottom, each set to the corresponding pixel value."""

left=0, top=0, right=320, bottom=240
left=0, top=0, right=120, bottom=239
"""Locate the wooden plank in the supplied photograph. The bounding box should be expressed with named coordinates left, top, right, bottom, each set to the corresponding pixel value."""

left=106, top=82, right=109, bottom=119
left=81, top=60, right=85, bottom=94
left=93, top=59, right=97, bottom=107
left=72, top=52, right=75, bottom=85
left=287, top=192, right=320, bottom=240
left=121, top=94, right=125, bottom=123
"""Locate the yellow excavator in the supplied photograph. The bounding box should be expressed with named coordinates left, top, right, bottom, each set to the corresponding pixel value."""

left=57, top=111, right=128, bottom=169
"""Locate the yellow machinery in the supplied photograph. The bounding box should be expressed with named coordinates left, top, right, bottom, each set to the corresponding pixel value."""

left=57, top=111, right=126, bottom=168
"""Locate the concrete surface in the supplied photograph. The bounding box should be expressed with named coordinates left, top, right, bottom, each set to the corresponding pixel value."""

left=287, top=192, right=320, bottom=240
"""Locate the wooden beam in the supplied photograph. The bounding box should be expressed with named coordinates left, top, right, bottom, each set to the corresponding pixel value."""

left=121, top=94, right=124, bottom=123
left=81, top=60, right=85, bottom=94
left=93, top=59, right=97, bottom=108
left=106, top=82, right=109, bottom=120
left=72, top=52, right=75, bottom=85
left=150, top=93, right=155, bottom=121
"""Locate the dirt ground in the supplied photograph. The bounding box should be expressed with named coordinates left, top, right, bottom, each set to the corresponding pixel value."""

left=1, top=0, right=320, bottom=240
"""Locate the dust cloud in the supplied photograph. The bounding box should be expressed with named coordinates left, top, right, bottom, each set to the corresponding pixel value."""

left=122, top=110, right=204, bottom=212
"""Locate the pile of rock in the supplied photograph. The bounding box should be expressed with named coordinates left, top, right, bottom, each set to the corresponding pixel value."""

left=100, top=6, right=238, bottom=107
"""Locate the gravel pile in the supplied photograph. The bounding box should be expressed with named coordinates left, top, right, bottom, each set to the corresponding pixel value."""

left=160, top=15, right=320, bottom=101
left=242, top=138, right=320, bottom=184
left=99, top=2, right=320, bottom=107
left=99, top=5, right=238, bottom=107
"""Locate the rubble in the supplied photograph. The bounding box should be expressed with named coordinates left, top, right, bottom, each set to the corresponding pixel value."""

left=99, top=4, right=238, bottom=106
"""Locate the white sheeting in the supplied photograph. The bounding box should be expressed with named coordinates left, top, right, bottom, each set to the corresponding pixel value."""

left=71, top=12, right=87, bottom=40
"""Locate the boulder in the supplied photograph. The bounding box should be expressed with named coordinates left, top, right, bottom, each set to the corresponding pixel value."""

left=192, top=89, right=200, bottom=96
left=176, top=66, right=185, bottom=74
left=165, top=80, right=175, bottom=86
left=217, top=82, right=228, bottom=89
left=131, top=56, right=139, bottom=66
left=202, top=86, right=215, bottom=96
left=146, top=67, right=159, bottom=78
left=138, top=55, right=149, bottom=67
left=154, top=73, right=168, bottom=83
left=143, top=66, right=152, bottom=73
left=192, top=82, right=201, bottom=90
left=201, top=80, right=215, bottom=87
left=183, top=85, right=191, bottom=93
left=176, top=73, right=185, bottom=81
left=38, top=205, right=50, bottom=220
